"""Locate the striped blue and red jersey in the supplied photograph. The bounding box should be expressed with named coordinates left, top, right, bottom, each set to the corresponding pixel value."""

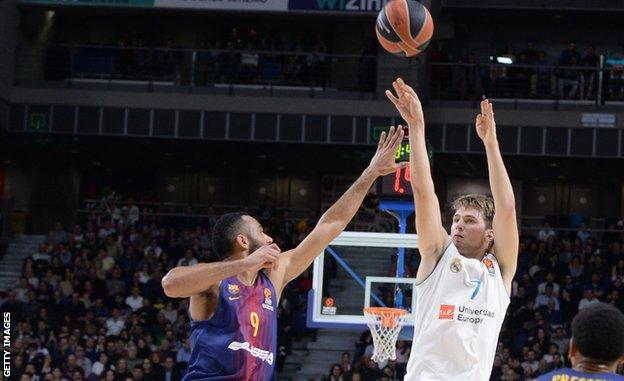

left=536, top=368, right=624, bottom=381
left=183, top=271, right=278, bottom=381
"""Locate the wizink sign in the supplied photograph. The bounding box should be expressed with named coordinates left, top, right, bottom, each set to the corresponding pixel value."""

left=288, top=0, right=390, bottom=12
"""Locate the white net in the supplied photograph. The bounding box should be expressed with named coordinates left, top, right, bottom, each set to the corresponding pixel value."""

left=363, top=307, right=407, bottom=363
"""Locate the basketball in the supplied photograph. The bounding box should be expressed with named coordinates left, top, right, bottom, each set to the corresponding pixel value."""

left=375, top=0, right=434, bottom=57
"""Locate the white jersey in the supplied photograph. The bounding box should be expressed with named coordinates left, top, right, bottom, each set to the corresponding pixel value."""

left=405, top=243, right=510, bottom=381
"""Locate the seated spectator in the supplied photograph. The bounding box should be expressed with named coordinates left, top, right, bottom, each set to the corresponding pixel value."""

left=557, top=56, right=581, bottom=99
left=576, top=222, right=591, bottom=244
left=521, top=350, right=539, bottom=375
left=32, top=243, right=52, bottom=264
left=537, top=221, right=556, bottom=242
left=125, top=287, right=143, bottom=312
left=580, top=45, right=599, bottom=100
left=578, top=288, right=600, bottom=310
left=52, top=222, right=69, bottom=245
left=608, top=53, right=624, bottom=100
left=568, top=256, right=585, bottom=281
left=105, top=308, right=125, bottom=337
left=459, top=52, right=482, bottom=100
left=323, top=363, right=344, bottom=381
left=176, top=249, right=198, bottom=267
left=90, top=352, right=110, bottom=378
left=339, top=351, right=352, bottom=374
left=509, top=52, right=533, bottom=97
left=537, top=273, right=560, bottom=296
left=97, top=220, right=116, bottom=242
left=240, top=42, right=259, bottom=83
left=542, top=343, right=560, bottom=364
left=163, top=356, right=180, bottom=381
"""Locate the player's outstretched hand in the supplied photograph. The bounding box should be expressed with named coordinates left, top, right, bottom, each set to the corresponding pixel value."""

left=385, top=78, right=425, bottom=130
left=476, top=99, right=498, bottom=147
left=244, top=243, right=281, bottom=272
left=368, top=125, right=409, bottom=176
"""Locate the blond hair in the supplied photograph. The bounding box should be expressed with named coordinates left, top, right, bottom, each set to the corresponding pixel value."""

left=451, top=194, right=495, bottom=228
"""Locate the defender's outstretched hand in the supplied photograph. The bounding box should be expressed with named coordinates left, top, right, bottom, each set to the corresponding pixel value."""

left=476, top=99, right=498, bottom=147
left=385, top=78, right=425, bottom=129
left=369, top=125, right=409, bottom=176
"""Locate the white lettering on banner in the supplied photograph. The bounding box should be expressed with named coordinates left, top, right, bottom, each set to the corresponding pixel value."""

left=228, top=341, right=274, bottom=365
left=154, top=0, right=288, bottom=10
left=345, top=0, right=386, bottom=11
left=3, top=312, right=10, bottom=378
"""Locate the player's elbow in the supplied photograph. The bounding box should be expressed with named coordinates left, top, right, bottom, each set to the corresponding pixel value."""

left=162, top=271, right=183, bottom=298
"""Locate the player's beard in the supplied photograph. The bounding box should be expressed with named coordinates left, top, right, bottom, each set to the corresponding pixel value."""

left=247, top=236, right=264, bottom=256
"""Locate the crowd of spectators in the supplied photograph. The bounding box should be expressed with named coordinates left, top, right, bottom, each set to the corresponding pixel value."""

left=42, top=28, right=380, bottom=90
left=431, top=42, right=624, bottom=102
left=0, top=194, right=319, bottom=381
left=4, top=188, right=624, bottom=381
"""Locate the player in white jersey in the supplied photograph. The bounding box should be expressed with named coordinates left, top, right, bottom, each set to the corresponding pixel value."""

left=386, top=78, right=519, bottom=381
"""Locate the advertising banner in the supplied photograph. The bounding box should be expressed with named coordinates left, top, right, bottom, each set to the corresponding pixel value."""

left=288, top=0, right=390, bottom=12
left=22, top=0, right=289, bottom=10
left=21, top=0, right=155, bottom=6
left=154, top=0, right=288, bottom=10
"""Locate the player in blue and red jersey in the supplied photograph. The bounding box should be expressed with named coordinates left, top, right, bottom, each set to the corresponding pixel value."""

left=536, top=303, right=624, bottom=381
left=162, top=127, right=407, bottom=380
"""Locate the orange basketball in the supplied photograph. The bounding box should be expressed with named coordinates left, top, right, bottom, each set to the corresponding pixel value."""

left=375, top=0, right=434, bottom=57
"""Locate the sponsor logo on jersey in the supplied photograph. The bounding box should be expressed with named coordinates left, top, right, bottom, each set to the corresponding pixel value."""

left=482, top=258, right=495, bottom=276
left=262, top=288, right=274, bottom=311
left=450, top=258, right=462, bottom=273
left=228, top=296, right=241, bottom=301
left=438, top=304, right=495, bottom=324
left=228, top=284, right=240, bottom=295
left=227, top=341, right=274, bottom=365
left=438, top=304, right=455, bottom=320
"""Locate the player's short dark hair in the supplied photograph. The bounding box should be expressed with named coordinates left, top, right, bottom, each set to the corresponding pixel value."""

left=571, top=302, right=624, bottom=363
left=212, top=212, right=249, bottom=259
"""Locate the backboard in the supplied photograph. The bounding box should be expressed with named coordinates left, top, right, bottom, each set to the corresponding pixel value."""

left=307, top=231, right=419, bottom=336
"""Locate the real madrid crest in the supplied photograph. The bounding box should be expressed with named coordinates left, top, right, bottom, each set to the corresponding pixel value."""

left=450, top=258, right=462, bottom=273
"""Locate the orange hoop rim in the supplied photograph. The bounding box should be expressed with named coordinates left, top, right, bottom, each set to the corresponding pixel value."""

left=363, top=307, right=408, bottom=328
left=363, top=307, right=408, bottom=316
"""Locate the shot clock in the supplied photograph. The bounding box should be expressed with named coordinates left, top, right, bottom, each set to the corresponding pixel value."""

left=373, top=125, right=412, bottom=197
left=395, top=138, right=410, bottom=163
left=372, top=126, right=433, bottom=198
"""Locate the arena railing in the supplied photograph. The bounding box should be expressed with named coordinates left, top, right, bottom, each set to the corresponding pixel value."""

left=428, top=59, right=624, bottom=109
left=74, top=200, right=622, bottom=245
left=14, top=43, right=381, bottom=97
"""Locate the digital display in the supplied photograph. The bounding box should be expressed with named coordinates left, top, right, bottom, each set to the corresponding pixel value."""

left=379, top=167, right=413, bottom=197
left=395, top=140, right=410, bottom=162
left=373, top=126, right=418, bottom=198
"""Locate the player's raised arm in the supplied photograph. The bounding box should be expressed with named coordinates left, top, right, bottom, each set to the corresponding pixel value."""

left=161, top=244, right=281, bottom=298
left=386, top=78, right=449, bottom=264
left=277, top=127, right=408, bottom=287
left=477, top=99, right=519, bottom=292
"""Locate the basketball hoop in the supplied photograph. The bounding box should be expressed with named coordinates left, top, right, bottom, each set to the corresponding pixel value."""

left=363, top=307, right=407, bottom=363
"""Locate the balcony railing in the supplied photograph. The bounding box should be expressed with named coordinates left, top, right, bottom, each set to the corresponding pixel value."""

left=15, top=43, right=381, bottom=96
